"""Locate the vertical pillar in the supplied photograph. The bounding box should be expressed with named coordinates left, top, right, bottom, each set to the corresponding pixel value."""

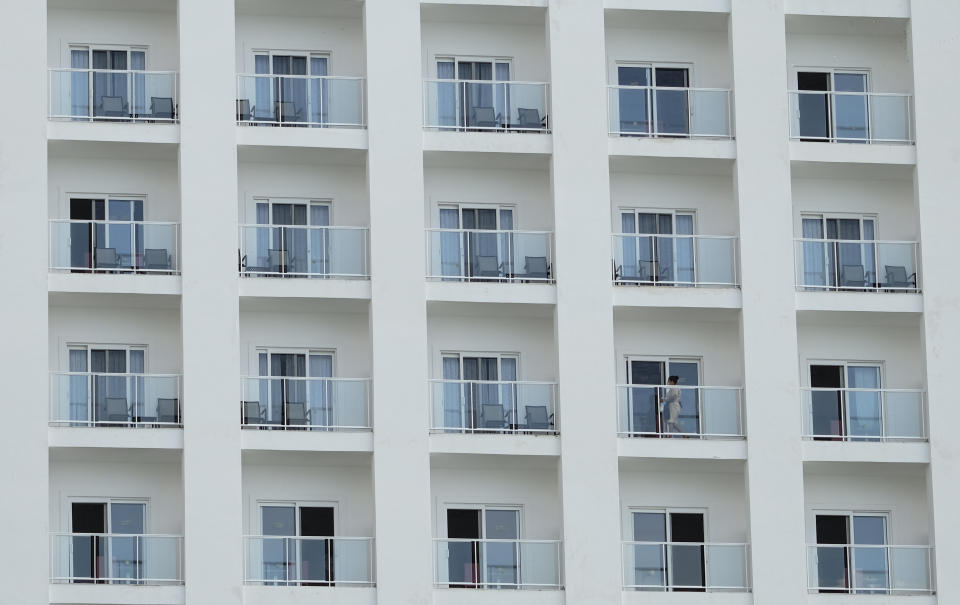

left=364, top=0, right=434, bottom=602
left=729, top=1, right=807, bottom=602
left=0, top=0, right=49, bottom=599
left=548, top=1, right=622, bottom=602
left=178, top=1, right=242, bottom=602
left=909, top=2, right=960, bottom=599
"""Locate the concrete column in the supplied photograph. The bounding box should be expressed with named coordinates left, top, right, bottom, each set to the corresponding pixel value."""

left=547, top=1, right=622, bottom=602
left=177, top=1, right=243, bottom=603
left=729, top=1, right=807, bottom=602
left=364, top=0, right=434, bottom=602
left=909, top=2, right=960, bottom=599
left=0, top=0, right=49, bottom=599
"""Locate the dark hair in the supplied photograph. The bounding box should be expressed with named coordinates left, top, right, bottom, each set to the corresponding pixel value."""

left=667, top=375, right=680, bottom=384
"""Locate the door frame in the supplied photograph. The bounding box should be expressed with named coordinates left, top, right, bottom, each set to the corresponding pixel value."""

left=791, top=67, right=873, bottom=141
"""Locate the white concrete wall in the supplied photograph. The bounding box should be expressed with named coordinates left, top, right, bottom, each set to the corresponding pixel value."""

left=49, top=304, right=182, bottom=373
left=239, top=309, right=371, bottom=378
left=431, top=462, right=561, bottom=540
left=804, top=466, right=930, bottom=545
left=605, top=10, right=732, bottom=89
left=421, top=7, right=548, bottom=81
left=785, top=16, right=911, bottom=93
left=50, top=455, right=184, bottom=534
left=242, top=456, right=374, bottom=537
left=47, top=5, right=178, bottom=70
left=235, top=13, right=364, bottom=77
left=48, top=151, right=180, bottom=221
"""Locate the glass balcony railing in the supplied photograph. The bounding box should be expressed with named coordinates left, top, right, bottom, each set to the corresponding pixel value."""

left=50, top=533, right=183, bottom=585
left=236, top=74, right=364, bottom=127
left=424, top=80, right=550, bottom=132
left=802, top=388, right=927, bottom=442
left=612, top=234, right=738, bottom=287
left=240, top=225, right=369, bottom=278
left=807, top=544, right=933, bottom=595
left=429, top=380, right=557, bottom=434
left=241, top=377, right=371, bottom=431
left=790, top=91, right=913, bottom=144
left=617, top=385, right=743, bottom=439
left=50, top=220, right=179, bottom=274
left=50, top=69, right=178, bottom=122
left=795, top=239, right=920, bottom=293
left=434, top=539, right=563, bottom=589
left=244, top=536, right=374, bottom=587
left=607, top=86, right=732, bottom=139
left=622, top=541, right=750, bottom=592
left=426, top=229, right=554, bottom=283
left=50, top=372, right=181, bottom=428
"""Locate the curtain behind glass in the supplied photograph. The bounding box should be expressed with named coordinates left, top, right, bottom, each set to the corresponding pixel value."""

left=442, top=357, right=462, bottom=429
left=310, top=204, right=331, bottom=275
left=71, top=50, right=90, bottom=117
left=437, top=61, right=457, bottom=127
left=310, top=57, right=328, bottom=124
left=847, top=366, right=881, bottom=440
left=254, top=55, right=271, bottom=120
left=131, top=51, right=146, bottom=116
left=439, top=208, right=461, bottom=278
left=495, top=62, right=510, bottom=126
left=802, top=218, right=826, bottom=287
left=675, top=214, right=695, bottom=283
left=69, top=349, right=89, bottom=422
left=308, top=354, right=334, bottom=426
left=620, top=213, right=638, bottom=279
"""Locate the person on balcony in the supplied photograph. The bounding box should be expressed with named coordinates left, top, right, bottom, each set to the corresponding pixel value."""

left=661, top=376, right=684, bottom=436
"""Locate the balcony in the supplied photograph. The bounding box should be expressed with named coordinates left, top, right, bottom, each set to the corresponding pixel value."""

left=622, top=541, right=750, bottom=592
left=241, top=377, right=371, bottom=431
left=789, top=91, right=913, bottom=144
left=50, top=533, right=183, bottom=585
left=434, top=539, right=563, bottom=589
left=429, top=380, right=558, bottom=435
left=607, top=85, right=733, bottom=139
left=802, top=388, right=927, bottom=442
left=50, top=220, right=179, bottom=274
left=612, top=234, right=738, bottom=288
left=50, top=69, right=178, bottom=123
left=236, top=74, right=365, bottom=128
left=794, top=238, right=920, bottom=293
left=807, top=544, right=934, bottom=595
left=239, top=225, right=369, bottom=279
left=424, top=80, right=550, bottom=133
left=50, top=372, right=182, bottom=428
left=426, top=229, right=554, bottom=283
left=617, top=385, right=743, bottom=439
left=244, top=536, right=374, bottom=587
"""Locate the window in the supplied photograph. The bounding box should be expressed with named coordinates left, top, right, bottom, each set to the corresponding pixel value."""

left=445, top=506, right=521, bottom=587
left=438, top=204, right=515, bottom=280
left=800, top=214, right=877, bottom=289
left=435, top=57, right=512, bottom=129
left=246, top=199, right=331, bottom=275
left=248, top=349, right=334, bottom=427
left=616, top=63, right=691, bottom=136
left=624, top=357, right=700, bottom=436
left=629, top=509, right=706, bottom=591
left=252, top=51, right=329, bottom=124
left=618, top=210, right=695, bottom=284
left=67, top=197, right=159, bottom=272
left=440, top=353, right=519, bottom=431
left=67, top=345, right=146, bottom=425
left=809, top=362, right=883, bottom=440
left=69, top=46, right=147, bottom=119
left=815, top=512, right=889, bottom=594
left=796, top=69, right=870, bottom=142
left=260, top=503, right=336, bottom=585
left=69, top=500, right=147, bottom=584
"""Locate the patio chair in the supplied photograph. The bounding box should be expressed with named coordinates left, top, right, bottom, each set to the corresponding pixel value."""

left=840, top=264, right=867, bottom=289
left=516, top=107, right=545, bottom=131
left=142, top=248, right=170, bottom=271
left=97, top=95, right=128, bottom=118
left=150, top=97, right=175, bottom=120
left=157, top=398, right=180, bottom=425
left=469, top=106, right=499, bottom=129
left=481, top=403, right=508, bottom=430
left=521, top=256, right=549, bottom=281
left=95, top=248, right=119, bottom=270
left=884, top=265, right=917, bottom=290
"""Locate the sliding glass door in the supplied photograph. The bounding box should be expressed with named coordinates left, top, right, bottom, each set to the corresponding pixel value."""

left=70, top=501, right=146, bottom=583
left=617, top=65, right=690, bottom=136
left=626, top=358, right=700, bottom=435
left=809, top=363, right=882, bottom=440
left=436, top=58, right=511, bottom=129
left=446, top=507, right=520, bottom=587
left=442, top=354, right=518, bottom=430
left=797, top=70, right=870, bottom=142
left=257, top=350, right=333, bottom=427
left=261, top=504, right=335, bottom=585
left=620, top=210, right=695, bottom=284
left=253, top=200, right=330, bottom=275
left=801, top=215, right=876, bottom=289
left=70, top=47, right=146, bottom=119
left=631, top=510, right=706, bottom=591
left=438, top=205, right=515, bottom=280
left=68, top=346, right=145, bottom=424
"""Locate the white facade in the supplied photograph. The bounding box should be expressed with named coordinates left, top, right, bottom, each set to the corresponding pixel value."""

left=1, top=0, right=958, bottom=603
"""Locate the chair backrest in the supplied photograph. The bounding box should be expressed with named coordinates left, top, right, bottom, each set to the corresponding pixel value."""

left=157, top=398, right=178, bottom=423
left=101, top=96, right=124, bottom=113
left=472, top=106, right=497, bottom=126
left=277, top=101, right=297, bottom=120
left=95, top=248, right=119, bottom=267
left=237, top=99, right=251, bottom=120
left=106, top=397, right=128, bottom=420
left=841, top=264, right=865, bottom=284
left=524, top=256, right=548, bottom=277
left=268, top=249, right=288, bottom=268
left=475, top=255, right=500, bottom=276
left=150, top=97, right=174, bottom=118
left=482, top=404, right=505, bottom=427
left=243, top=401, right=261, bottom=423
left=517, top=107, right=541, bottom=128
left=525, top=405, right=549, bottom=430
left=885, top=265, right=908, bottom=284
left=637, top=260, right=654, bottom=281
left=286, top=401, right=307, bottom=423
left=143, top=248, right=169, bottom=269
